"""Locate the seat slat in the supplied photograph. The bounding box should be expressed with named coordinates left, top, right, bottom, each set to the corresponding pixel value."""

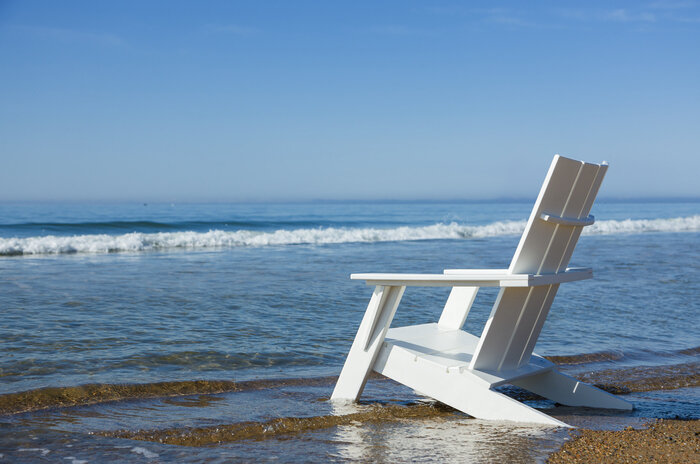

left=385, top=323, right=480, bottom=354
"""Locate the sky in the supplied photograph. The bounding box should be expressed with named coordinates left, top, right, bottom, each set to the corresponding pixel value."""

left=1, top=0, right=699, bottom=202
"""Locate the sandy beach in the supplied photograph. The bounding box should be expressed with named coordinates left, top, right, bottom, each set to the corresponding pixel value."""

left=548, top=419, right=699, bottom=463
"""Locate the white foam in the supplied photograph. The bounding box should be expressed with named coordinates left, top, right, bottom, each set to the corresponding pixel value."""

left=18, top=448, right=50, bottom=456
left=131, top=446, right=158, bottom=458
left=0, top=215, right=697, bottom=256
left=65, top=457, right=88, bottom=464
left=585, top=215, right=700, bottom=235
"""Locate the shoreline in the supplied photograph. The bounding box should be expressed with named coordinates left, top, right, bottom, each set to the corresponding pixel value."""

left=0, top=373, right=697, bottom=461
left=2, top=358, right=697, bottom=416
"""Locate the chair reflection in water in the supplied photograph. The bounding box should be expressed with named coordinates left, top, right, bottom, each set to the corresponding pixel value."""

left=331, top=155, right=632, bottom=427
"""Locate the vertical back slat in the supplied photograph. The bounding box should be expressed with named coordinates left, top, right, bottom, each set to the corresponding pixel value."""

left=516, top=164, right=607, bottom=366
left=499, top=285, right=551, bottom=370
left=468, top=287, right=529, bottom=370
left=517, top=283, right=560, bottom=366
left=470, top=155, right=607, bottom=372
left=509, top=156, right=582, bottom=274
left=538, top=162, right=598, bottom=273
left=556, top=164, right=608, bottom=272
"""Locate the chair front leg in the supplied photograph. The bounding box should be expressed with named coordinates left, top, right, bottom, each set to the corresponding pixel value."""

left=331, top=285, right=405, bottom=402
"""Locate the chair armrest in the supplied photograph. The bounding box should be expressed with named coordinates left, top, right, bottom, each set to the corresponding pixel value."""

left=351, top=267, right=592, bottom=287
left=351, top=272, right=530, bottom=287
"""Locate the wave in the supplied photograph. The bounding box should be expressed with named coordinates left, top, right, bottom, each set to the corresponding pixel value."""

left=1, top=215, right=698, bottom=256
left=585, top=215, right=700, bottom=235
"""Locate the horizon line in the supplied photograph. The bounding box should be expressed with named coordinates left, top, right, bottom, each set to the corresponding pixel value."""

left=0, top=196, right=698, bottom=205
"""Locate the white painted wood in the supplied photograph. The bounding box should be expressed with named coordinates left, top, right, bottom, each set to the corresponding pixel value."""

left=556, top=163, right=608, bottom=272
left=508, top=155, right=582, bottom=275
left=442, top=269, right=511, bottom=274
left=469, top=287, right=532, bottom=371
left=386, top=323, right=481, bottom=361
left=442, top=267, right=591, bottom=280
left=331, top=285, right=405, bottom=401
left=373, top=339, right=569, bottom=427
left=517, top=161, right=607, bottom=365
left=331, top=155, right=627, bottom=427
left=538, top=162, right=600, bottom=273
left=540, top=213, right=595, bottom=227
left=517, top=284, right=559, bottom=367
left=352, top=273, right=527, bottom=287
left=512, top=370, right=633, bottom=410
left=382, top=323, right=555, bottom=387
left=351, top=268, right=592, bottom=287
left=467, top=354, right=555, bottom=387
left=499, top=285, right=552, bottom=370
left=524, top=158, right=579, bottom=272
left=472, top=156, right=608, bottom=374
left=438, top=287, right=479, bottom=330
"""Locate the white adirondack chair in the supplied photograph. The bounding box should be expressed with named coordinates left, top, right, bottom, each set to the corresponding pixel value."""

left=331, top=155, right=632, bottom=427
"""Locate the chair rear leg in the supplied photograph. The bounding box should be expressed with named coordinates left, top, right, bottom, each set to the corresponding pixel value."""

left=512, top=369, right=633, bottom=410
left=438, top=381, right=571, bottom=427
left=374, top=344, right=571, bottom=427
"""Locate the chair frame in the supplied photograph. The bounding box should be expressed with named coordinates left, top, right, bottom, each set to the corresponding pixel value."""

left=331, top=155, right=632, bottom=427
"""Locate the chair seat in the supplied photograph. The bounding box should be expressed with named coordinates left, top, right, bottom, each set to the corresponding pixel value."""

left=377, top=323, right=555, bottom=387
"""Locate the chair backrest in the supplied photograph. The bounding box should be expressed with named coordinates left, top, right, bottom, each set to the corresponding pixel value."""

left=469, top=155, right=608, bottom=372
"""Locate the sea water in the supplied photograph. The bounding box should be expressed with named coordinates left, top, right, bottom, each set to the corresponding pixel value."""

left=0, top=200, right=698, bottom=462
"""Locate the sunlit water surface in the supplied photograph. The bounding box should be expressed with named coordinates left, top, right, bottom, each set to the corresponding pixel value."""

left=0, top=201, right=698, bottom=462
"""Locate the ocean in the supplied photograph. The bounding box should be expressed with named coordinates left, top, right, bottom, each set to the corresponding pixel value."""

left=0, top=200, right=698, bottom=462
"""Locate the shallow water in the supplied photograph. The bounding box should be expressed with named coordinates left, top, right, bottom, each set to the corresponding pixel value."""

left=0, top=200, right=698, bottom=462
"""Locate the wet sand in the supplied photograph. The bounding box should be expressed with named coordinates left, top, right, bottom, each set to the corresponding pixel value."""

left=2, top=360, right=697, bottom=416
left=99, top=403, right=454, bottom=446
left=0, top=376, right=338, bottom=416
left=547, top=419, right=699, bottom=464
left=1, top=356, right=697, bottom=462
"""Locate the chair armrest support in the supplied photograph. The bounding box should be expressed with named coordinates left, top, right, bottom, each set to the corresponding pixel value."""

left=540, top=212, right=595, bottom=227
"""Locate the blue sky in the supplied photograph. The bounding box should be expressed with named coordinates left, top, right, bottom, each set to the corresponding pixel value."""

left=1, top=1, right=699, bottom=201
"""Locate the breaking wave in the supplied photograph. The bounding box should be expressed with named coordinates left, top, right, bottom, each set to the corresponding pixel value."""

left=0, top=215, right=698, bottom=256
